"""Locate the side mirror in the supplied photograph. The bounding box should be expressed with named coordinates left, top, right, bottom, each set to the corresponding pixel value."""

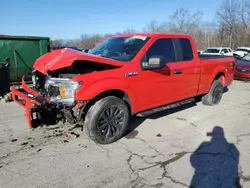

left=141, top=56, right=166, bottom=70
left=220, top=51, right=225, bottom=54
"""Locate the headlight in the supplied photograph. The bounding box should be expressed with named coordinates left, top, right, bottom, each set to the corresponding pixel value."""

left=45, top=77, right=81, bottom=105
left=32, top=70, right=37, bottom=87
left=32, top=75, right=36, bottom=87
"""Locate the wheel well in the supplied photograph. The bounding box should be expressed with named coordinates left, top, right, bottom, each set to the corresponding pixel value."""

left=214, top=72, right=225, bottom=86
left=84, top=90, right=132, bottom=115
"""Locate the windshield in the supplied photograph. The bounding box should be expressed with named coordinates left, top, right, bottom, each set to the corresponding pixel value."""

left=203, top=48, right=220, bottom=53
left=236, top=48, right=250, bottom=53
left=89, top=36, right=150, bottom=62
left=241, top=55, right=250, bottom=61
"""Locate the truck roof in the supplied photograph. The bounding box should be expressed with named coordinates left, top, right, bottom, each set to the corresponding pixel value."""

left=114, top=33, right=192, bottom=38
left=206, top=47, right=231, bottom=49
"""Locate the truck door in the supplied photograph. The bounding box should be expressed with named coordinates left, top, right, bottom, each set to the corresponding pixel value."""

left=167, top=38, right=201, bottom=99
left=136, top=38, right=183, bottom=110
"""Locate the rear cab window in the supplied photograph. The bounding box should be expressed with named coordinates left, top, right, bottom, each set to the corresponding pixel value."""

left=174, top=38, right=194, bottom=61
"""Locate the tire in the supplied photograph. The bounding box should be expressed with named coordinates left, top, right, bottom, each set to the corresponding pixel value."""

left=202, top=80, right=224, bottom=106
left=84, top=96, right=129, bottom=144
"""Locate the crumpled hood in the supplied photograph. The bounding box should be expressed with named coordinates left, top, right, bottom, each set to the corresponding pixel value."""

left=235, top=60, right=250, bottom=69
left=33, top=48, right=124, bottom=75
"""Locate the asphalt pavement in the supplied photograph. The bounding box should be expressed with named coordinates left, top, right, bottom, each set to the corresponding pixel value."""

left=0, top=80, right=250, bottom=188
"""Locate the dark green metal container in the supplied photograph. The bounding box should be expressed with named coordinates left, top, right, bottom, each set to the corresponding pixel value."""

left=0, top=35, right=50, bottom=83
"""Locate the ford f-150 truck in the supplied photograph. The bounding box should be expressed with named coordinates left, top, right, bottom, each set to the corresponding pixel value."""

left=11, top=33, right=235, bottom=144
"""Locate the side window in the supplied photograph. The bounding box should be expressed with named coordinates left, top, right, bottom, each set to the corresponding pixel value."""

left=228, top=48, right=232, bottom=52
left=178, top=39, right=193, bottom=61
left=222, top=49, right=228, bottom=53
left=144, top=39, right=175, bottom=63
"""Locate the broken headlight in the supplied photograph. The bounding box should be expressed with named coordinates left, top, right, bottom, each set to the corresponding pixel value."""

left=44, top=77, right=81, bottom=105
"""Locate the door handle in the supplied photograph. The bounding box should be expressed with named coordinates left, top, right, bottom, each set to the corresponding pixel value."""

left=173, top=69, right=182, bottom=74
left=193, top=68, right=200, bottom=73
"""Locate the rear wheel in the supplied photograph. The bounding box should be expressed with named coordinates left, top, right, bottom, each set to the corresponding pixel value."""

left=84, top=96, right=129, bottom=144
left=202, top=80, right=224, bottom=106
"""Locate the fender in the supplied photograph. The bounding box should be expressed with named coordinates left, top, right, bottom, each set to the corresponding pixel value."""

left=199, top=65, right=226, bottom=95
left=209, top=65, right=226, bottom=87
left=74, top=78, right=138, bottom=113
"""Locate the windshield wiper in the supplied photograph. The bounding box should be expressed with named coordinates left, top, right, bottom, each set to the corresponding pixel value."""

left=95, top=54, right=107, bottom=57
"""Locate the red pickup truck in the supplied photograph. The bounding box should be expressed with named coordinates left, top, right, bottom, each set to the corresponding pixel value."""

left=11, top=33, right=235, bottom=144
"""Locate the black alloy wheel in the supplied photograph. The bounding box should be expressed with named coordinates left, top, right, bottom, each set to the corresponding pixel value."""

left=98, top=106, right=125, bottom=138
left=211, top=85, right=223, bottom=104
left=84, top=96, right=129, bottom=144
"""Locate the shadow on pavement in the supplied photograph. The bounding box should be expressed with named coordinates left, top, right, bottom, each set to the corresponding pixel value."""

left=190, top=126, right=241, bottom=188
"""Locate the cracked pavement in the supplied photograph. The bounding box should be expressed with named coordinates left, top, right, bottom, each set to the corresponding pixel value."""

left=1, top=80, right=250, bottom=188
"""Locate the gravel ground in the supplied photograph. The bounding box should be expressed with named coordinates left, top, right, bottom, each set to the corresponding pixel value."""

left=0, top=80, right=250, bottom=188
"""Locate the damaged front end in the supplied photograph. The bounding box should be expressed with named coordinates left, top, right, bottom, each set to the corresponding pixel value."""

left=11, top=48, right=123, bottom=128
left=11, top=75, right=86, bottom=128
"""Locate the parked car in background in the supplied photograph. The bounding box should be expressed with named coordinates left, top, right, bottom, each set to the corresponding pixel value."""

left=67, top=46, right=82, bottom=51
left=234, top=54, right=250, bottom=81
left=233, top=47, right=250, bottom=58
left=200, top=47, right=233, bottom=56
left=51, top=47, right=64, bottom=51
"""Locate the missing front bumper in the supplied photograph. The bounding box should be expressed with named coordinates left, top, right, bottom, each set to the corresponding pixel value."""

left=11, top=77, right=86, bottom=128
left=11, top=77, right=59, bottom=128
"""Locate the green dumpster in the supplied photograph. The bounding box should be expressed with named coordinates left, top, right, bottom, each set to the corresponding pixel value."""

left=0, top=35, right=50, bottom=83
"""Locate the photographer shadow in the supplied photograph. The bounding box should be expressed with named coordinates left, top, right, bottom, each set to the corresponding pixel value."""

left=190, top=126, right=241, bottom=188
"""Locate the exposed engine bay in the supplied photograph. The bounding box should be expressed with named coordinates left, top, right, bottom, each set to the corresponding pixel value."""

left=27, top=60, right=118, bottom=125
left=32, top=60, right=116, bottom=105
left=11, top=47, right=124, bottom=128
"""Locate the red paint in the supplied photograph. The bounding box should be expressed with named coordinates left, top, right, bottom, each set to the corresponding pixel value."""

left=197, top=58, right=234, bottom=94
left=33, top=48, right=123, bottom=75
left=12, top=33, right=235, bottom=129
left=72, top=34, right=235, bottom=113
left=74, top=102, right=87, bottom=109
left=25, top=110, right=33, bottom=128
left=21, top=77, right=39, bottom=97
left=11, top=78, right=44, bottom=128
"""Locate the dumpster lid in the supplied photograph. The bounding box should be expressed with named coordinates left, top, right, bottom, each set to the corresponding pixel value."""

left=0, top=35, right=50, bottom=40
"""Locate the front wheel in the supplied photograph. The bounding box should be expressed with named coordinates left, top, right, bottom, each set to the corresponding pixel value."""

left=202, top=80, right=224, bottom=106
left=84, top=96, right=129, bottom=144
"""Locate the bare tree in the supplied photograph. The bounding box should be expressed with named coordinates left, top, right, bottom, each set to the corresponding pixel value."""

left=122, top=27, right=138, bottom=33
left=216, top=0, right=250, bottom=48
left=51, top=39, right=65, bottom=48
left=143, top=20, right=168, bottom=32
left=168, top=8, right=203, bottom=34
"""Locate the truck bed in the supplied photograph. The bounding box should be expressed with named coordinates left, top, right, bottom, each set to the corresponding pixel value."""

left=198, top=54, right=233, bottom=60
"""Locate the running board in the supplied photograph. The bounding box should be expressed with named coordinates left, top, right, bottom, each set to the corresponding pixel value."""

left=136, top=98, right=196, bottom=117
